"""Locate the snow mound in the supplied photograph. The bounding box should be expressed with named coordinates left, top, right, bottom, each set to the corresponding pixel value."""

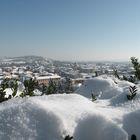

left=123, top=109, right=140, bottom=140
left=76, top=76, right=122, bottom=99
left=0, top=98, right=65, bottom=140
left=30, top=94, right=96, bottom=135
left=117, top=80, right=135, bottom=88
left=0, top=94, right=129, bottom=140
left=76, top=75, right=136, bottom=106
left=110, top=82, right=137, bottom=106
left=74, top=113, right=128, bottom=140
left=109, top=87, right=130, bottom=106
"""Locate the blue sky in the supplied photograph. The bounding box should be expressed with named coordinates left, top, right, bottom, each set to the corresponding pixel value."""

left=0, top=0, right=140, bottom=61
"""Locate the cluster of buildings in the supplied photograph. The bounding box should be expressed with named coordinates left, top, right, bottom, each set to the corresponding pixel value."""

left=0, top=66, right=61, bottom=87
left=55, top=61, right=134, bottom=82
left=0, top=56, right=135, bottom=87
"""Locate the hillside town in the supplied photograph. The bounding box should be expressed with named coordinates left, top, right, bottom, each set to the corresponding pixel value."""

left=0, top=56, right=134, bottom=90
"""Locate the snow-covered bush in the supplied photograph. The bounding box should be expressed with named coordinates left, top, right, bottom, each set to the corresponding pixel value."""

left=76, top=76, right=122, bottom=99
left=0, top=89, right=8, bottom=103
left=131, top=57, right=140, bottom=80
left=23, top=78, right=38, bottom=96
left=74, top=113, right=128, bottom=140
left=91, top=93, right=97, bottom=101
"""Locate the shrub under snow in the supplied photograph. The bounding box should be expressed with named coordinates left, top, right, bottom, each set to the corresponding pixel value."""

left=76, top=76, right=122, bottom=99
left=74, top=113, right=128, bottom=140
left=76, top=75, right=135, bottom=101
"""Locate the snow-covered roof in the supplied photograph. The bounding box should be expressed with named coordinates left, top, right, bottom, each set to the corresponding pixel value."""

left=36, top=74, right=61, bottom=80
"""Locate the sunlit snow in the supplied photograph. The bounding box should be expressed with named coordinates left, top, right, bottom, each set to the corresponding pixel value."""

left=0, top=75, right=140, bottom=140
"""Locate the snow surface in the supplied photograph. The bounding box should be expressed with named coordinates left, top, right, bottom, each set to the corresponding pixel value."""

left=0, top=94, right=127, bottom=140
left=123, top=109, right=140, bottom=140
left=74, top=113, right=127, bottom=140
left=0, top=97, right=64, bottom=140
left=76, top=75, right=135, bottom=100
left=1, top=75, right=140, bottom=140
left=75, top=75, right=140, bottom=140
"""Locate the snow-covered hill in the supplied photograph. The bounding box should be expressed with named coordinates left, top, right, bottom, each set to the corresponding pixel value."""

left=0, top=75, right=140, bottom=140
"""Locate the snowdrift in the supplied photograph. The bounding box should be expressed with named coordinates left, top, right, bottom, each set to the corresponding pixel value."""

left=76, top=75, right=135, bottom=101
left=76, top=76, right=121, bottom=99
left=74, top=113, right=128, bottom=140
left=0, top=94, right=128, bottom=140
left=0, top=98, right=64, bottom=140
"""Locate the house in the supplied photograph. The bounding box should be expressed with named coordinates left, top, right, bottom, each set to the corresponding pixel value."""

left=36, top=74, right=61, bottom=86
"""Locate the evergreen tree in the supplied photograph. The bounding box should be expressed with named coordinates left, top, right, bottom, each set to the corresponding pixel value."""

left=47, top=79, right=57, bottom=95
left=127, top=86, right=137, bottom=100
left=123, top=75, right=136, bottom=83
left=0, top=79, right=14, bottom=102
left=123, top=75, right=128, bottom=81
left=113, top=69, right=120, bottom=79
left=41, top=84, right=48, bottom=95
left=91, top=93, right=97, bottom=102
left=95, top=71, right=98, bottom=77
left=129, top=76, right=136, bottom=83
left=65, top=77, right=73, bottom=93
left=131, top=57, right=140, bottom=80
left=1, top=78, right=9, bottom=90
left=24, top=78, right=38, bottom=96
left=57, top=81, right=65, bottom=93
left=0, top=87, right=11, bottom=103
left=0, top=89, right=7, bottom=103
left=10, top=80, right=18, bottom=97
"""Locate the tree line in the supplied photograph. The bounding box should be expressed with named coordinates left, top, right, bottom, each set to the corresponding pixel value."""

left=0, top=77, right=74, bottom=103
